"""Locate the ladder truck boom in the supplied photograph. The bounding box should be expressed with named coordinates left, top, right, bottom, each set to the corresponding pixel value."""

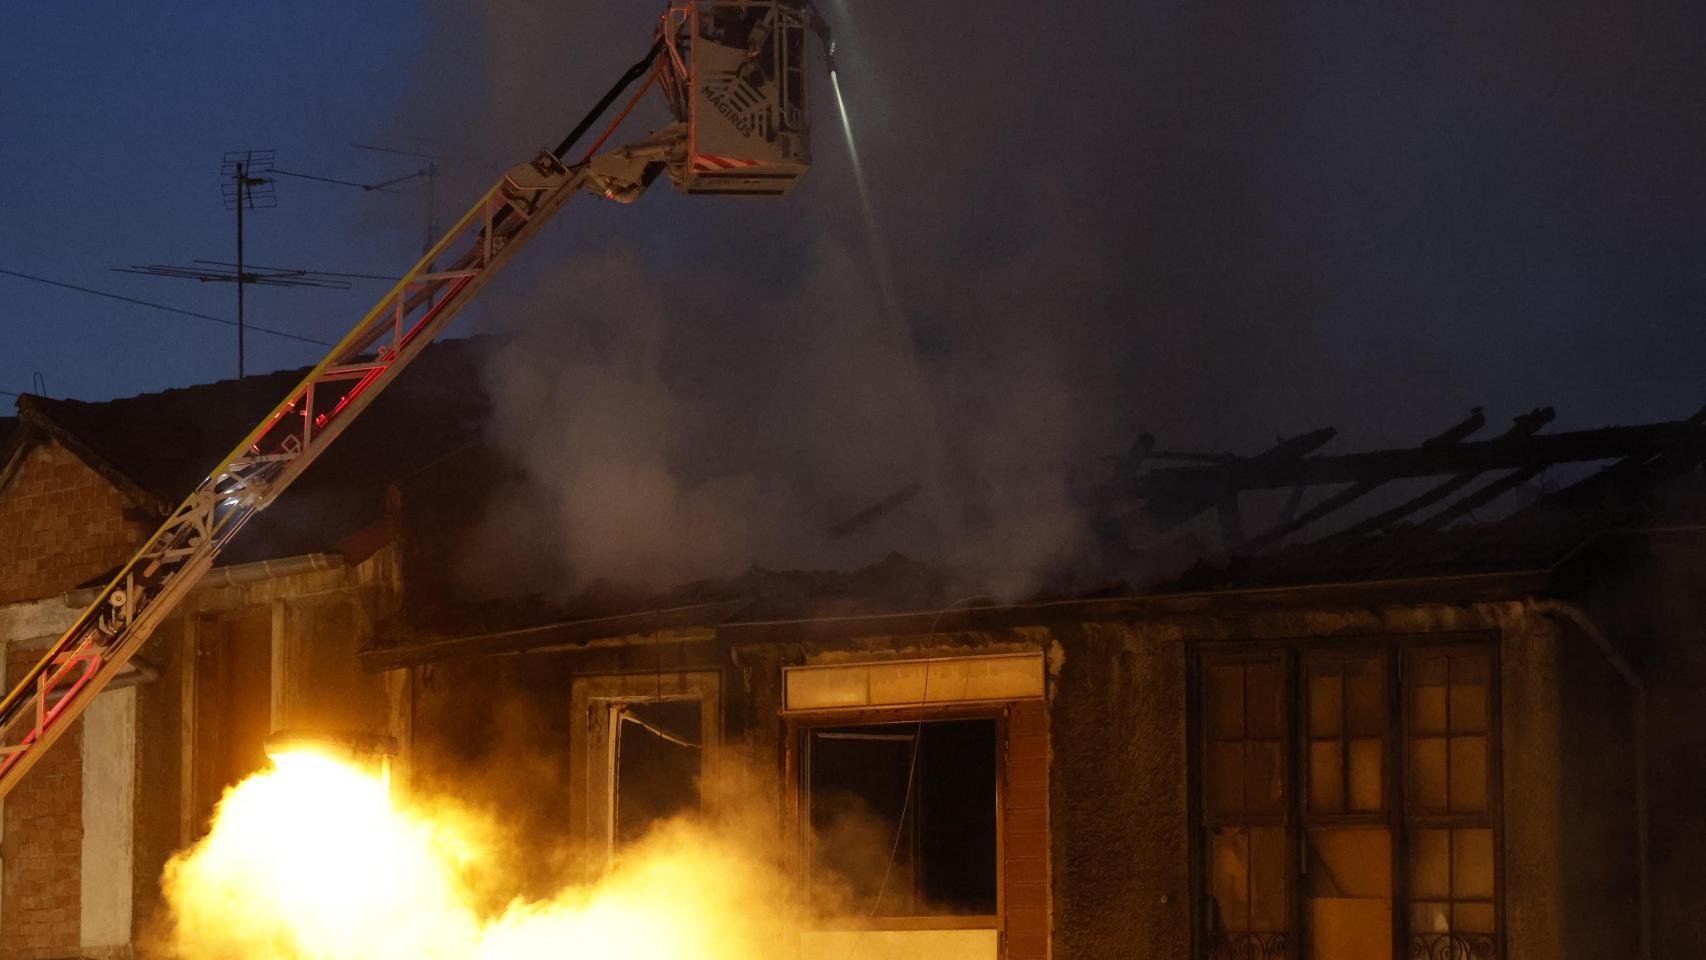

left=0, top=0, right=831, bottom=799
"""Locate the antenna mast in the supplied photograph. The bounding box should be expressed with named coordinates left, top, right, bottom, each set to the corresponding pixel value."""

left=220, top=149, right=277, bottom=378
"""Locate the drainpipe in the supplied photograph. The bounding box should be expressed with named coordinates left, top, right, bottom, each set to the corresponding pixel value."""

left=1530, top=598, right=1650, bottom=960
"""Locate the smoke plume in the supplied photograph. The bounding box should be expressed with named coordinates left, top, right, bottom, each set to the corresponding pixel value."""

left=387, top=0, right=1706, bottom=599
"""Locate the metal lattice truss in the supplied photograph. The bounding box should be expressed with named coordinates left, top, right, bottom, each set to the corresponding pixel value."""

left=0, top=135, right=681, bottom=796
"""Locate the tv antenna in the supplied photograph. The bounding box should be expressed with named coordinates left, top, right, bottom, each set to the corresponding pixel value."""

left=117, top=150, right=396, bottom=379
left=115, top=260, right=393, bottom=290
left=268, top=142, right=442, bottom=256
left=223, top=149, right=273, bottom=377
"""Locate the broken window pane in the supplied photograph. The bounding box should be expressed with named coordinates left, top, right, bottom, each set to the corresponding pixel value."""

left=1305, top=828, right=1393, bottom=960
left=613, top=699, right=703, bottom=845
left=1207, top=827, right=1288, bottom=936
left=804, top=719, right=997, bottom=917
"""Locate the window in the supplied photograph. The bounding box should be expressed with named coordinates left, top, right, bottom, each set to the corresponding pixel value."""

left=612, top=699, right=703, bottom=845
left=1196, top=644, right=1499, bottom=960
left=1402, top=651, right=1497, bottom=956
left=567, top=672, right=721, bottom=857
left=801, top=718, right=999, bottom=918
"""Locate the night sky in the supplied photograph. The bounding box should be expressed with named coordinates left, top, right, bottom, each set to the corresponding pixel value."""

left=5, top=2, right=1706, bottom=582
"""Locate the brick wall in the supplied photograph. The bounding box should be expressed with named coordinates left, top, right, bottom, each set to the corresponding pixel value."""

left=0, top=647, right=84, bottom=960
left=0, top=438, right=147, bottom=956
left=0, top=439, right=149, bottom=606
left=1005, top=700, right=1050, bottom=960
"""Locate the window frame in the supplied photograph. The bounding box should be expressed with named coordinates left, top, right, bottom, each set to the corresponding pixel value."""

left=786, top=704, right=1007, bottom=932
left=567, top=670, right=723, bottom=861
left=1188, top=633, right=1504, bottom=960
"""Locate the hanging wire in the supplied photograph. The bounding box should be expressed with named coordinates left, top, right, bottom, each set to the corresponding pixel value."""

left=838, top=595, right=995, bottom=960
left=0, top=267, right=331, bottom=346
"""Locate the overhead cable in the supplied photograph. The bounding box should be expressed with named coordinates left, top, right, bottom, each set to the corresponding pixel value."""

left=0, top=267, right=331, bottom=346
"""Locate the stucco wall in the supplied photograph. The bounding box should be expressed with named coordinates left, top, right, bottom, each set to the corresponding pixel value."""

left=1048, top=620, right=1190, bottom=960
left=1573, top=534, right=1706, bottom=960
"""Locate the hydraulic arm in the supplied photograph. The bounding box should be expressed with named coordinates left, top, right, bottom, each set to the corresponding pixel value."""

left=0, top=0, right=829, bottom=798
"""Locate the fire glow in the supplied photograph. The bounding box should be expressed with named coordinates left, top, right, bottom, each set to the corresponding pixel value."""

left=160, top=753, right=796, bottom=960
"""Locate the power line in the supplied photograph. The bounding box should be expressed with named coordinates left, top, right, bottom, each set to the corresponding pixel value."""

left=0, top=267, right=331, bottom=346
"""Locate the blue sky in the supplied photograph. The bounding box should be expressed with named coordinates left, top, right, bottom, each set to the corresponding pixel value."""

left=1, top=2, right=432, bottom=404
left=4, top=1, right=1706, bottom=454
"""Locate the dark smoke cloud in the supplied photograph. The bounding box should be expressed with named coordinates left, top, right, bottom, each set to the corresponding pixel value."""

left=393, top=1, right=1706, bottom=596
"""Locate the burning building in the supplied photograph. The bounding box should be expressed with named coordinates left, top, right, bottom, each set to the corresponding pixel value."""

left=1, top=343, right=1702, bottom=959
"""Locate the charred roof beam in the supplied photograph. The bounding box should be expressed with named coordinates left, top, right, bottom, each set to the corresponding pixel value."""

left=1122, top=412, right=1703, bottom=499
left=1310, top=408, right=1555, bottom=544
left=1244, top=408, right=1488, bottom=552
left=1140, top=427, right=1337, bottom=536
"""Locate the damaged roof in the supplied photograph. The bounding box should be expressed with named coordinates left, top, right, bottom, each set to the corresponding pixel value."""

left=366, top=402, right=1706, bottom=668
left=25, top=336, right=1698, bottom=662
left=1138, top=407, right=1706, bottom=591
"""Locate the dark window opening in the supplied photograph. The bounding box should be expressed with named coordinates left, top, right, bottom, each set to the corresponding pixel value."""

left=613, top=699, right=702, bottom=844
left=192, top=608, right=272, bottom=837
left=804, top=718, right=998, bottom=917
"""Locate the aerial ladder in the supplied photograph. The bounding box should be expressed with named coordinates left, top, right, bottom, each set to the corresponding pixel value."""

left=0, top=0, right=835, bottom=798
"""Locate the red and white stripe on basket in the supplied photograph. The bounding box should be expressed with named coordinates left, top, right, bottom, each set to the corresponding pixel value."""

left=693, top=154, right=763, bottom=171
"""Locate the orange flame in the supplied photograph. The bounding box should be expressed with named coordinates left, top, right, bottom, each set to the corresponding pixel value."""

left=161, top=753, right=796, bottom=960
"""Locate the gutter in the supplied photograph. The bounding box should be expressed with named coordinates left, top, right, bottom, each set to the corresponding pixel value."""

left=1530, top=598, right=1651, bottom=960
left=199, top=552, right=343, bottom=588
